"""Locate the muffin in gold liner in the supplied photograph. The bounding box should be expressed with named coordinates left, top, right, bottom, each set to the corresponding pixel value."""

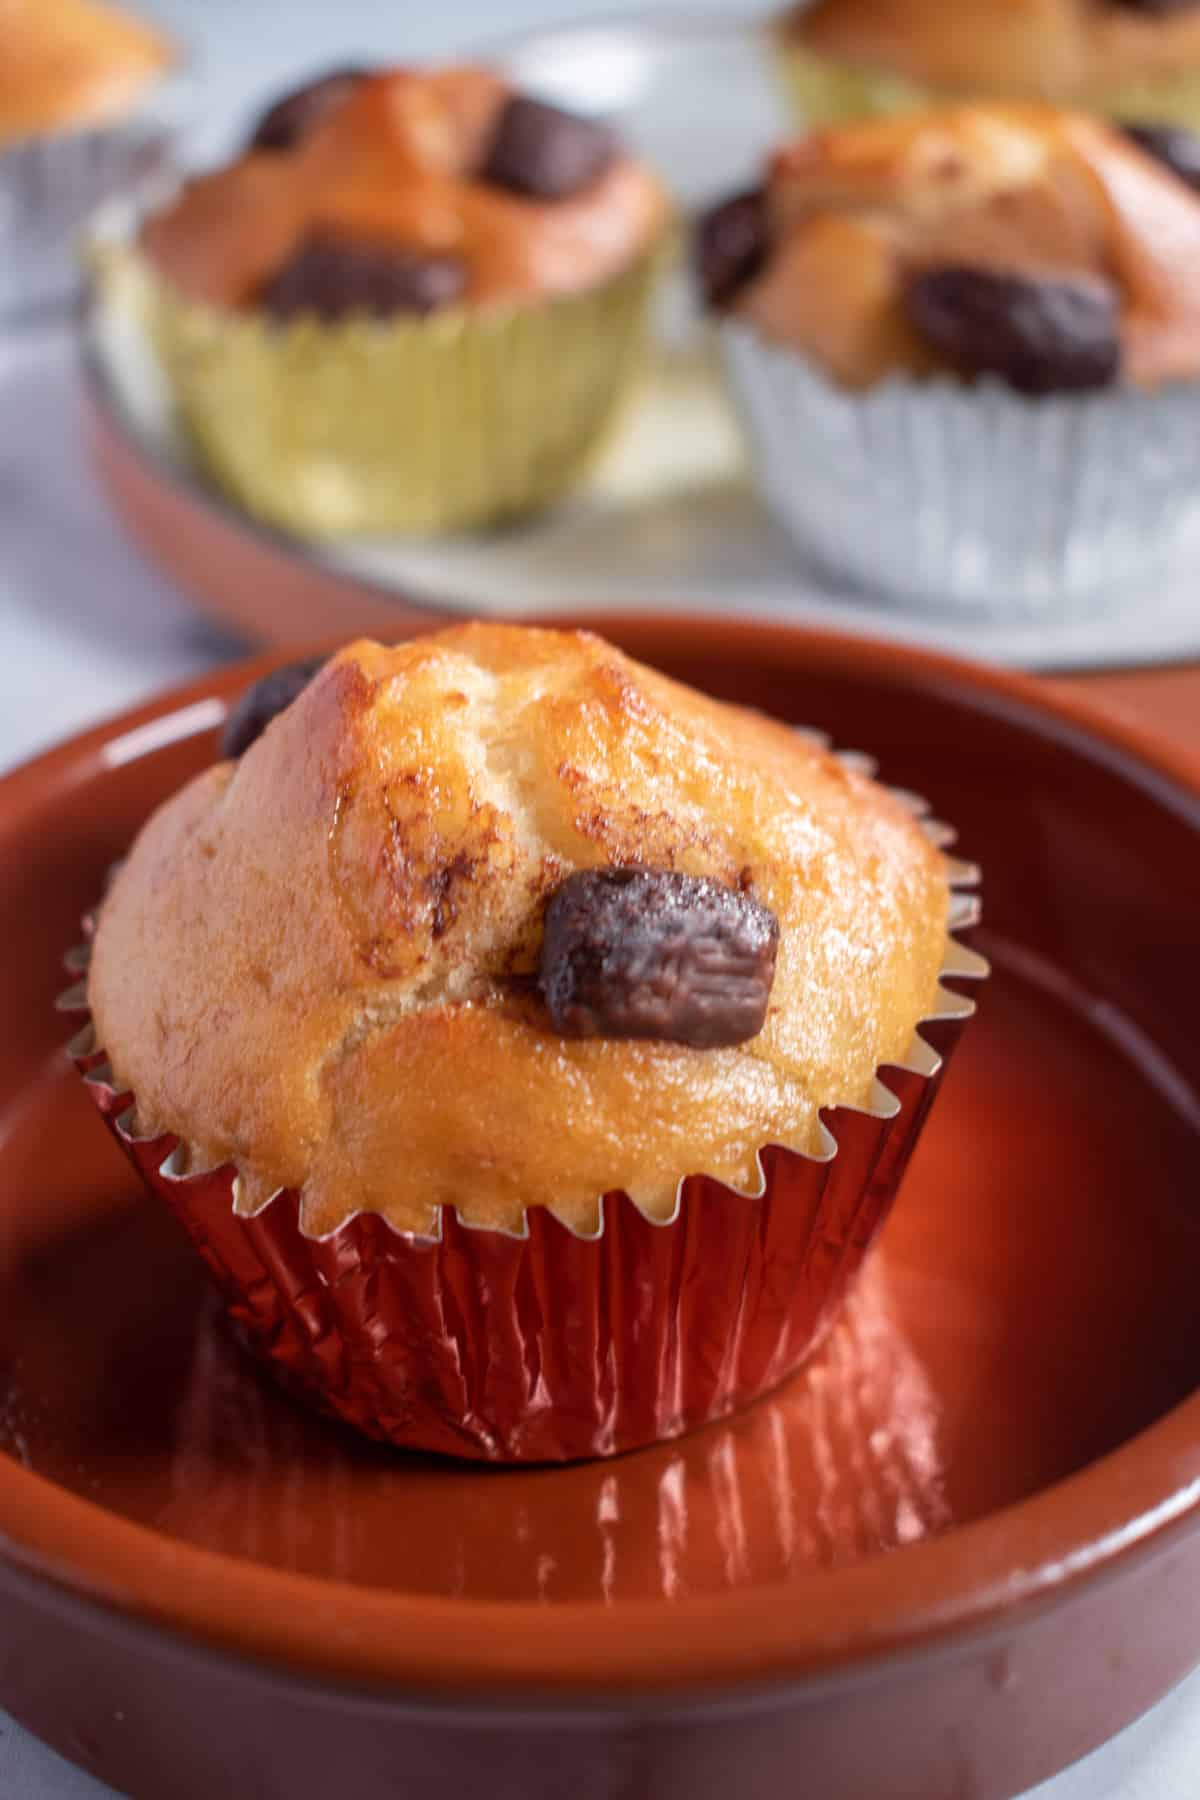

left=773, top=0, right=1200, bottom=131
left=62, top=626, right=985, bottom=1462
left=94, top=65, right=670, bottom=538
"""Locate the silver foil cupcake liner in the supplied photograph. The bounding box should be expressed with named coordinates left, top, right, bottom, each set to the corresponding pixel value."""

left=0, top=76, right=187, bottom=323
left=721, top=319, right=1200, bottom=618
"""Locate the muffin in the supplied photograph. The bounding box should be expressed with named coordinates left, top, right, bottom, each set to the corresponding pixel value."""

left=0, top=0, right=170, bottom=139
left=775, top=0, right=1200, bottom=131
left=0, top=0, right=178, bottom=319
left=699, top=104, right=1200, bottom=612
left=95, top=65, right=670, bottom=536
left=63, top=625, right=983, bottom=1463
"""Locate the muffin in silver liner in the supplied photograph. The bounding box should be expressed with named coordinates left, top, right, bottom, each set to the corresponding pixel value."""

left=0, top=71, right=187, bottom=323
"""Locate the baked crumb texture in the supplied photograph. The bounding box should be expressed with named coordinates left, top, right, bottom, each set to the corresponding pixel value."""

left=726, top=105, right=1200, bottom=389
left=140, top=67, right=668, bottom=313
left=0, top=0, right=173, bottom=145
left=88, top=625, right=951, bottom=1236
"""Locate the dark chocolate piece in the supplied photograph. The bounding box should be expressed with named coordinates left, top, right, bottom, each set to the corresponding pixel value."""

left=904, top=265, right=1121, bottom=396
left=695, top=187, right=768, bottom=309
left=480, top=94, right=618, bottom=200
left=1122, top=120, right=1200, bottom=192
left=539, top=867, right=779, bottom=1048
left=247, top=67, right=367, bottom=154
left=220, top=656, right=325, bottom=760
left=262, top=234, right=468, bottom=322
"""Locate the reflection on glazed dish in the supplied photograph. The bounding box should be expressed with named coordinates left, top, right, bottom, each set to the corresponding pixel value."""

left=158, top=1261, right=952, bottom=1598
left=796, top=1262, right=951, bottom=1562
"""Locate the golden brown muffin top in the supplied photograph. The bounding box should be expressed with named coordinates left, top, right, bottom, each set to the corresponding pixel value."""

left=0, top=0, right=173, bottom=144
left=779, top=0, right=1200, bottom=96
left=87, top=625, right=950, bottom=1238
left=712, top=104, right=1200, bottom=390
left=140, top=66, right=668, bottom=312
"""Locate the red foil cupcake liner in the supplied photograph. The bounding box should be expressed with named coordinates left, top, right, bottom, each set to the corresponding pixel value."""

left=60, top=809, right=985, bottom=1464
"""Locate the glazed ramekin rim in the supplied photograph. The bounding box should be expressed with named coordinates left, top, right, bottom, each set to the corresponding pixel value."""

left=2, top=618, right=1200, bottom=1699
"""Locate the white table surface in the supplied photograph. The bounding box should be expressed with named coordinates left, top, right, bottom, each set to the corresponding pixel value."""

left=2, top=3, right=1199, bottom=1795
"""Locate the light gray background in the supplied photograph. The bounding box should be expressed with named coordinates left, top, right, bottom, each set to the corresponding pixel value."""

left=2, top=2, right=1198, bottom=1794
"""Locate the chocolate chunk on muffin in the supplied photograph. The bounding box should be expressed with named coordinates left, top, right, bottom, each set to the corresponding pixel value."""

left=219, top=655, right=325, bottom=759
left=695, top=189, right=769, bottom=311
left=540, top=867, right=780, bottom=1047
left=247, top=66, right=366, bottom=153
left=903, top=266, right=1120, bottom=394
left=480, top=95, right=617, bottom=199
left=262, top=236, right=469, bottom=320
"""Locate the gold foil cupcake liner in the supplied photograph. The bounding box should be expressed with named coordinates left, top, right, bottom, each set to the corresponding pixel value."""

left=90, top=230, right=668, bottom=538
left=772, top=41, right=932, bottom=128
left=773, top=40, right=1200, bottom=131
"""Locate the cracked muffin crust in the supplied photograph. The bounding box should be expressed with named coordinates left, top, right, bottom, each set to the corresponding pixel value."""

left=700, top=105, right=1200, bottom=391
left=140, top=65, right=667, bottom=315
left=86, top=626, right=949, bottom=1237
left=0, top=0, right=173, bottom=145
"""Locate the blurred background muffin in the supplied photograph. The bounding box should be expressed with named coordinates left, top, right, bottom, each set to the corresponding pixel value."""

left=98, top=63, right=670, bottom=536
left=775, top=0, right=1200, bottom=131
left=700, top=103, right=1200, bottom=612
left=0, top=0, right=171, bottom=139
left=0, top=0, right=180, bottom=320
